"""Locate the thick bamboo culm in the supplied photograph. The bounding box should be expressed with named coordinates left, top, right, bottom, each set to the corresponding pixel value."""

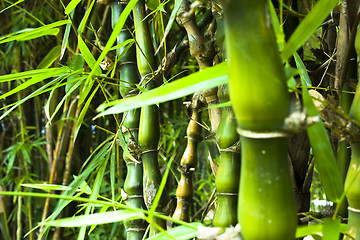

left=172, top=95, right=202, bottom=222
left=222, top=0, right=297, bottom=239
left=110, top=2, right=146, bottom=239
left=212, top=85, right=240, bottom=228
left=133, top=0, right=167, bottom=235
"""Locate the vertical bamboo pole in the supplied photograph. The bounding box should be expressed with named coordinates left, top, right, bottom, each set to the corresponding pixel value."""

left=110, top=2, right=147, bottom=239
left=172, top=95, right=202, bottom=223
left=212, top=85, right=240, bottom=228
left=222, top=0, right=297, bottom=239
left=133, top=0, right=167, bottom=235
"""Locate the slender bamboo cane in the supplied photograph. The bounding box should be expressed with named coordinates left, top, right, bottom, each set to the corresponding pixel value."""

left=222, top=0, right=297, bottom=239
left=213, top=85, right=240, bottom=228
left=133, top=0, right=167, bottom=235
left=172, top=94, right=202, bottom=223
left=110, top=2, right=147, bottom=239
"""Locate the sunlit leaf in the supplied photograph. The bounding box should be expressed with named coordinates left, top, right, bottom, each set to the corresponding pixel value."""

left=0, top=20, right=70, bottom=44
left=148, top=222, right=202, bottom=240
left=64, top=0, right=82, bottom=15
left=95, top=62, right=228, bottom=118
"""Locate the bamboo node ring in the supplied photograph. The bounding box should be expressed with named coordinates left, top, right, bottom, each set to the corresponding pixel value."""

left=237, top=128, right=290, bottom=139
left=216, top=193, right=238, bottom=196
left=348, top=207, right=360, bottom=213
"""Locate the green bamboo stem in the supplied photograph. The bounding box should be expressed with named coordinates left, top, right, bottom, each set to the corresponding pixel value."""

left=172, top=96, right=202, bottom=223
left=133, top=0, right=167, bottom=235
left=213, top=102, right=240, bottom=228
left=222, top=0, right=297, bottom=239
left=110, top=2, right=147, bottom=239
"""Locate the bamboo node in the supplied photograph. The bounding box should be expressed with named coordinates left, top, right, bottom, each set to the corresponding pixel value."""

left=216, top=192, right=238, bottom=196
left=237, top=128, right=290, bottom=139
left=348, top=206, right=360, bottom=213
left=126, top=228, right=147, bottom=232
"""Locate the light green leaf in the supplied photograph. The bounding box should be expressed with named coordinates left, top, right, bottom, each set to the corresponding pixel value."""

left=0, top=66, right=69, bottom=83
left=61, top=11, right=74, bottom=60
left=148, top=222, right=202, bottom=240
left=323, top=218, right=342, bottom=240
left=282, top=0, right=339, bottom=61
left=43, top=210, right=144, bottom=227
left=21, top=184, right=69, bottom=192
left=37, top=45, right=62, bottom=69
left=95, top=62, right=228, bottom=118
left=294, top=52, right=312, bottom=86
left=78, top=0, right=95, bottom=35
left=65, top=0, right=82, bottom=15
left=0, top=67, right=69, bottom=100
left=296, top=224, right=322, bottom=238
left=0, top=20, right=70, bottom=44
left=299, top=64, right=344, bottom=202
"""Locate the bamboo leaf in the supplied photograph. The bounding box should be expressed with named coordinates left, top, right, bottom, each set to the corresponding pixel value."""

left=65, top=0, right=82, bottom=14
left=78, top=157, right=108, bottom=240
left=37, top=45, right=62, bottom=69
left=298, top=61, right=344, bottom=202
left=322, top=218, right=341, bottom=240
left=281, top=0, right=339, bottom=61
left=21, top=184, right=69, bottom=192
left=43, top=210, right=144, bottom=227
left=148, top=222, right=202, bottom=240
left=294, top=52, right=312, bottom=86
left=78, top=0, right=95, bottom=35
left=0, top=20, right=70, bottom=44
left=61, top=11, right=74, bottom=60
left=0, top=67, right=69, bottom=100
left=95, top=62, right=228, bottom=118
left=74, top=85, right=100, bottom=142
left=0, top=66, right=69, bottom=83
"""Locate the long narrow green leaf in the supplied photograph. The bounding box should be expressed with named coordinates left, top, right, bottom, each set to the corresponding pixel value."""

left=148, top=222, right=202, bottom=240
left=78, top=0, right=95, bottom=35
left=43, top=210, right=144, bottom=227
left=95, top=62, right=228, bottom=118
left=0, top=66, right=69, bottom=83
left=281, top=0, right=339, bottom=61
left=64, top=0, right=82, bottom=14
left=37, top=45, right=62, bottom=69
left=74, top=85, right=100, bottom=142
left=0, top=20, right=70, bottom=44
left=78, top=157, right=108, bottom=240
left=298, top=63, right=344, bottom=202
left=0, top=67, right=69, bottom=100
left=61, top=11, right=74, bottom=60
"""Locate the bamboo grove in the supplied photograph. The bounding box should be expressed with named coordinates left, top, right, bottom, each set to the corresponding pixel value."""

left=2, top=0, right=360, bottom=239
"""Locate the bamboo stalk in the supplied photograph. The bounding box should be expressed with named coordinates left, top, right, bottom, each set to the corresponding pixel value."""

left=133, top=0, right=167, bottom=235
left=222, top=0, right=297, bottom=239
left=110, top=2, right=147, bottom=239
left=172, top=94, right=202, bottom=223
left=213, top=86, right=240, bottom=228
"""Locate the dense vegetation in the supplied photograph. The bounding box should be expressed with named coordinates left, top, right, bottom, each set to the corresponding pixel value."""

left=1, top=0, right=360, bottom=239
